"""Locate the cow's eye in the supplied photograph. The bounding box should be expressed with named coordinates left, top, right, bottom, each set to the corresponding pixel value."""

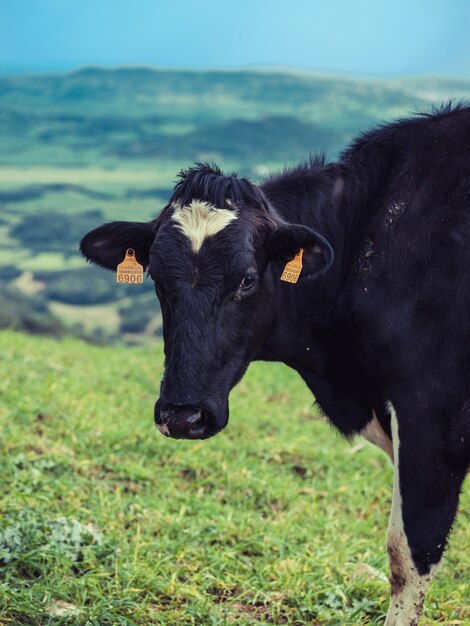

left=240, top=274, right=256, bottom=290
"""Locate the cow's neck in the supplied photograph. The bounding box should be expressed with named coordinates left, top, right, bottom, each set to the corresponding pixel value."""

left=261, top=160, right=370, bottom=325
left=259, top=162, right=385, bottom=436
left=261, top=161, right=378, bottom=276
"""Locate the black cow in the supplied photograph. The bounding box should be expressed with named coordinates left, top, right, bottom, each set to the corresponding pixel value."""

left=81, top=104, right=470, bottom=625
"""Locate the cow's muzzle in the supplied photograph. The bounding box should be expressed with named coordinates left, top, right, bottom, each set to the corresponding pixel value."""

left=154, top=401, right=222, bottom=440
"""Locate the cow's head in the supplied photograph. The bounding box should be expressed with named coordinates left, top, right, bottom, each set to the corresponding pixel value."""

left=81, top=164, right=333, bottom=439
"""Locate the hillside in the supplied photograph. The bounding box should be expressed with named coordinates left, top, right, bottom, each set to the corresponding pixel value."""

left=1, top=67, right=470, bottom=340
left=0, top=330, right=468, bottom=624
left=3, top=67, right=470, bottom=168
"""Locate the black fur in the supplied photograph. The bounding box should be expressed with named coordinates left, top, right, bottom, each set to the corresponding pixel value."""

left=80, top=220, right=157, bottom=269
left=170, top=162, right=269, bottom=211
left=81, top=105, right=470, bottom=615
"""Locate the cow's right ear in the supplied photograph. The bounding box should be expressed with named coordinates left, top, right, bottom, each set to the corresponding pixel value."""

left=80, top=221, right=156, bottom=270
left=265, top=223, right=334, bottom=280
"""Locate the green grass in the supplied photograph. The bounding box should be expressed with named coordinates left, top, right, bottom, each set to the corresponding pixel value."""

left=0, top=331, right=468, bottom=625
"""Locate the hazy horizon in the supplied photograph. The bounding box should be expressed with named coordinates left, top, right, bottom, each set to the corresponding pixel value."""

left=2, top=62, right=470, bottom=82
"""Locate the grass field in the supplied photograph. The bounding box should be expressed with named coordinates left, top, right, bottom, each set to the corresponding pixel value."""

left=0, top=331, right=468, bottom=625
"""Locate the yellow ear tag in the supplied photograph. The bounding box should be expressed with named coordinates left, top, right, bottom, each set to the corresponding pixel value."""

left=116, top=248, right=144, bottom=285
left=280, top=248, right=304, bottom=284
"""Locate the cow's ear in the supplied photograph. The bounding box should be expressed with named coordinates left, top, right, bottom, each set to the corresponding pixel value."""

left=265, top=224, right=334, bottom=280
left=80, top=221, right=156, bottom=270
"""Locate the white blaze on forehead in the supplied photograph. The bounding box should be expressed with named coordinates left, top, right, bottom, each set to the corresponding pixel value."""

left=171, top=200, right=238, bottom=253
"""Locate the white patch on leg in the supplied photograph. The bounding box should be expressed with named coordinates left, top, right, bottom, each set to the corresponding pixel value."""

left=360, top=412, right=394, bottom=462
left=171, top=200, right=238, bottom=253
left=384, top=404, right=438, bottom=626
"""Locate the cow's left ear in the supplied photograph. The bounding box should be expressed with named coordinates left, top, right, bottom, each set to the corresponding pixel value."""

left=80, top=221, right=156, bottom=270
left=265, top=224, right=334, bottom=280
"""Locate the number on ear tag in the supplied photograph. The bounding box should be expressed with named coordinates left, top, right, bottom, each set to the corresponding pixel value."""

left=116, top=248, right=144, bottom=285
left=280, top=248, right=304, bottom=284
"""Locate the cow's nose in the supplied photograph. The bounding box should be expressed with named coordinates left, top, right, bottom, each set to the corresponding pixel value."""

left=154, top=403, right=207, bottom=439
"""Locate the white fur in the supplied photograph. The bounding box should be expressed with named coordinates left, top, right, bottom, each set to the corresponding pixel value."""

left=171, top=200, right=238, bottom=253
left=158, top=422, right=170, bottom=436
left=360, top=413, right=394, bottom=462
left=384, top=404, right=438, bottom=626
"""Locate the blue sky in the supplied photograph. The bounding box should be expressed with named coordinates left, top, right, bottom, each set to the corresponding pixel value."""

left=1, top=0, right=469, bottom=76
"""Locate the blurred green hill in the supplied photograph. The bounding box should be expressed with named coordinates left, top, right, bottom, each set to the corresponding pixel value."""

left=1, top=67, right=469, bottom=341
left=2, top=67, right=470, bottom=167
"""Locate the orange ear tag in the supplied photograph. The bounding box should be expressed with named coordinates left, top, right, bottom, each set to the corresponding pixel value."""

left=116, top=248, right=144, bottom=285
left=280, top=248, right=304, bottom=284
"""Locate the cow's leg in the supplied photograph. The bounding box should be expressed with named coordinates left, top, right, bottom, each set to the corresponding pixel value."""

left=385, top=405, right=466, bottom=626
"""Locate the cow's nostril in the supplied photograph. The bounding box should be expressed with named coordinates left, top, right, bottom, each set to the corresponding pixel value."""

left=154, top=401, right=225, bottom=440
left=168, top=410, right=205, bottom=439
left=186, top=411, right=203, bottom=425
left=154, top=403, right=208, bottom=439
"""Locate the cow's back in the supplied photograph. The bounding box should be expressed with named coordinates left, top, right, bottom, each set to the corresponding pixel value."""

left=347, top=105, right=470, bottom=403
